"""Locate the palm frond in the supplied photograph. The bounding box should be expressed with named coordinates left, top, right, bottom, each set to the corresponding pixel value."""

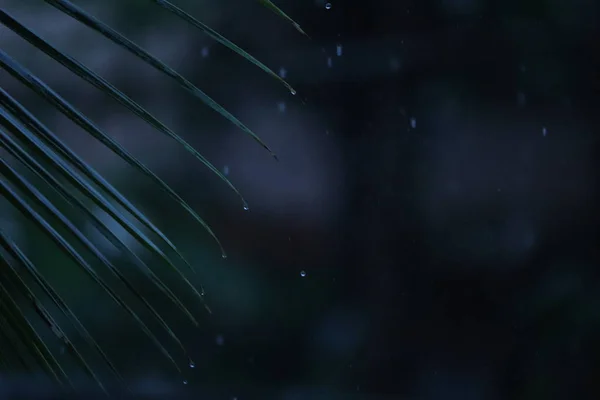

left=0, top=0, right=304, bottom=392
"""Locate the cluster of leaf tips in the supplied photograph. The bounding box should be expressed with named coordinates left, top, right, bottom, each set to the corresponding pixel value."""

left=0, top=0, right=304, bottom=394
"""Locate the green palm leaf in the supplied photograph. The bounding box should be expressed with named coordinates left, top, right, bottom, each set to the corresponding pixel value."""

left=0, top=0, right=304, bottom=393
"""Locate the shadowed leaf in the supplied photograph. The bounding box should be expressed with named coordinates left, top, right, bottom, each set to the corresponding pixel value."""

left=44, top=0, right=278, bottom=159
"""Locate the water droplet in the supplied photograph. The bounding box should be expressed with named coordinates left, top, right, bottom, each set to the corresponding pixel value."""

left=201, top=47, right=209, bottom=58
left=243, top=204, right=249, bottom=211
left=327, top=57, right=333, bottom=68
left=542, top=127, right=547, bottom=137
left=325, top=2, right=332, bottom=9
left=222, top=253, right=228, bottom=259
left=279, top=67, right=287, bottom=79
left=300, top=270, right=306, bottom=277
left=410, top=118, right=417, bottom=129
left=336, top=44, right=343, bottom=56
left=183, top=380, right=188, bottom=385
left=277, top=101, right=286, bottom=113
left=290, top=88, right=297, bottom=95
left=216, top=334, right=225, bottom=346
left=223, top=165, right=229, bottom=176
left=189, top=359, right=195, bottom=368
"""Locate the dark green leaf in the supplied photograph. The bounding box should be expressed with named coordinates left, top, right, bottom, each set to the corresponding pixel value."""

left=258, top=0, right=308, bottom=36
left=44, top=0, right=278, bottom=159
left=0, top=9, right=249, bottom=211
left=0, top=230, right=123, bottom=384
left=149, top=0, right=297, bottom=93
left=0, top=176, right=183, bottom=373
left=0, top=51, right=222, bottom=265
left=0, top=112, right=202, bottom=327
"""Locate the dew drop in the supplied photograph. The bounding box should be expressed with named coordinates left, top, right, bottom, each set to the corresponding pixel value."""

left=336, top=44, right=343, bottom=56
left=222, top=252, right=228, bottom=259
left=542, top=126, right=547, bottom=137
left=410, top=117, right=417, bottom=129
left=290, top=88, right=297, bottom=95
left=300, top=270, right=307, bottom=277
left=243, top=204, right=250, bottom=211
left=189, top=359, right=195, bottom=368
left=325, top=2, right=332, bottom=9
left=183, top=380, right=188, bottom=385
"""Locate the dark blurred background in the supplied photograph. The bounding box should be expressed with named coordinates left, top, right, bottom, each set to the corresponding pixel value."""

left=0, top=0, right=599, bottom=398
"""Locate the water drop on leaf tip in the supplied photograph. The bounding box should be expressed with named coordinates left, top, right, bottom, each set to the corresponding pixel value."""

left=300, top=270, right=306, bottom=277
left=325, top=3, right=332, bottom=10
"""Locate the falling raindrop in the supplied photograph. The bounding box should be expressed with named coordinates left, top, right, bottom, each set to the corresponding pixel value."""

left=410, top=118, right=417, bottom=129
left=325, top=3, right=332, bottom=9
left=327, top=57, right=333, bottom=68
left=300, top=270, right=307, bottom=277
left=277, top=102, right=286, bottom=112
left=542, top=127, right=547, bottom=137
left=201, top=47, right=209, bottom=58
left=223, top=165, right=229, bottom=176
left=279, top=67, right=287, bottom=78
left=336, top=44, right=343, bottom=56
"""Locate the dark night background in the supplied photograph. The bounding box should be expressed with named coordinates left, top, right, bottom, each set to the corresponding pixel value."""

left=0, top=0, right=599, bottom=398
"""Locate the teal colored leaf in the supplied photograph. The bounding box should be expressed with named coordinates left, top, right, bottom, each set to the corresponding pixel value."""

left=0, top=9, right=249, bottom=211
left=0, top=50, right=222, bottom=265
left=0, top=230, right=124, bottom=384
left=0, top=106, right=202, bottom=327
left=0, top=111, right=206, bottom=309
left=0, top=156, right=193, bottom=365
left=149, top=0, right=297, bottom=93
left=258, top=0, right=309, bottom=36
left=0, top=177, right=183, bottom=373
left=44, top=0, right=278, bottom=159
left=0, top=251, right=108, bottom=393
